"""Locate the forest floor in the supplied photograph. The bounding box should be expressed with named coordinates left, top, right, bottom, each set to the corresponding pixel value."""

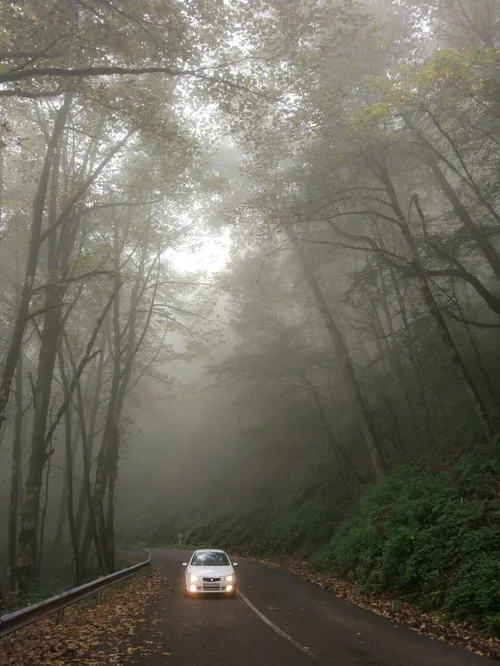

left=0, top=566, right=166, bottom=666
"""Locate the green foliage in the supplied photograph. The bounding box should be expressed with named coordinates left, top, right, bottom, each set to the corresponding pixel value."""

left=141, top=437, right=500, bottom=637
left=316, top=438, right=500, bottom=634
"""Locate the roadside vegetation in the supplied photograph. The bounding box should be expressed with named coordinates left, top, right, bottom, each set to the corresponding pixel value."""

left=2, top=1, right=500, bottom=656
left=155, top=437, right=500, bottom=647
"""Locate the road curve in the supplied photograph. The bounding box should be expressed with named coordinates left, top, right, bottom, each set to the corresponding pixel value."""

left=131, top=549, right=494, bottom=666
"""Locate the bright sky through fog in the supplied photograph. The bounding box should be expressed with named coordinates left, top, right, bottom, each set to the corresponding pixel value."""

left=167, top=228, right=231, bottom=274
left=165, top=23, right=250, bottom=277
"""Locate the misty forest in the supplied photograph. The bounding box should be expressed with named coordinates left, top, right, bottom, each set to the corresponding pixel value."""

left=1, top=0, right=500, bottom=643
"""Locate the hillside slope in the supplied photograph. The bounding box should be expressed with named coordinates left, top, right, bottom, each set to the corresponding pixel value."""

left=160, top=437, right=500, bottom=638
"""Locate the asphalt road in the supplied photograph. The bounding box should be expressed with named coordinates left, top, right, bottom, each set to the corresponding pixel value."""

left=132, top=549, right=494, bottom=666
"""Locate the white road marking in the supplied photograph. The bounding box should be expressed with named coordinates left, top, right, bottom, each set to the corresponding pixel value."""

left=237, top=589, right=317, bottom=660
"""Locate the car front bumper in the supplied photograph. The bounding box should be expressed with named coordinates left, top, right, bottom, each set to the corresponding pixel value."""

left=186, top=582, right=235, bottom=594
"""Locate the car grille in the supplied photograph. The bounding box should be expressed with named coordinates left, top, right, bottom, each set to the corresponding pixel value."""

left=202, top=577, right=221, bottom=582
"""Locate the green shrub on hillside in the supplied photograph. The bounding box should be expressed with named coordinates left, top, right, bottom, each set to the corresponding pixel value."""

left=316, top=440, right=500, bottom=634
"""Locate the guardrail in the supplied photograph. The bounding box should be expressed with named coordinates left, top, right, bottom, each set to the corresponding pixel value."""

left=0, top=546, right=151, bottom=640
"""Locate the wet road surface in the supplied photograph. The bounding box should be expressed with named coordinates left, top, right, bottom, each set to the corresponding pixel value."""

left=131, top=549, right=494, bottom=666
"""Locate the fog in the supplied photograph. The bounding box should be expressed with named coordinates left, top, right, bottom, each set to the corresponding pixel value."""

left=1, top=0, right=500, bottom=600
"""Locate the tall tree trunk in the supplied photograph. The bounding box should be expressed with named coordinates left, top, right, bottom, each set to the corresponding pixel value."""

left=37, top=451, right=52, bottom=582
left=0, top=111, right=4, bottom=244
left=372, top=223, right=433, bottom=441
left=56, top=291, right=120, bottom=574
left=83, top=226, right=155, bottom=568
left=408, top=193, right=496, bottom=440
left=8, top=355, right=23, bottom=594
left=81, top=303, right=122, bottom=568
left=423, top=154, right=500, bottom=282
left=52, top=482, right=66, bottom=555
left=287, top=225, right=385, bottom=477
left=73, top=343, right=105, bottom=563
left=369, top=296, right=420, bottom=446
left=58, top=345, right=82, bottom=584
left=16, top=96, right=120, bottom=591
left=17, top=284, right=64, bottom=591
left=52, top=424, right=81, bottom=554
left=452, top=281, right=498, bottom=407
left=420, top=276, right=494, bottom=442
left=371, top=168, right=440, bottom=439
left=15, top=97, right=73, bottom=592
left=0, top=96, right=72, bottom=437
left=105, top=441, right=119, bottom=572
left=101, top=234, right=151, bottom=571
left=387, top=266, right=437, bottom=440
left=306, top=378, right=367, bottom=488
left=81, top=340, right=121, bottom=570
left=91, top=277, right=122, bottom=572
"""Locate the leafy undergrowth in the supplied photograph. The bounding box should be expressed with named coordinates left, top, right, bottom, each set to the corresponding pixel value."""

left=172, top=438, right=500, bottom=658
left=313, top=440, right=500, bottom=638
left=0, top=566, right=165, bottom=666
left=240, top=552, right=500, bottom=660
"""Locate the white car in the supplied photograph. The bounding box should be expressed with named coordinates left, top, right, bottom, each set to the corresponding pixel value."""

left=182, top=549, right=238, bottom=597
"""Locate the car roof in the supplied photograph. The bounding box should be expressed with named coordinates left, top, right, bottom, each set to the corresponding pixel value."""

left=193, top=549, right=226, bottom=554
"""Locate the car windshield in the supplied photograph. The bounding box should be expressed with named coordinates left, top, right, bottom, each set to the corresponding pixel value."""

left=190, top=551, right=230, bottom=566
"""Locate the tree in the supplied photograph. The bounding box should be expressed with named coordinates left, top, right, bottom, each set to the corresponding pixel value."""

left=0, top=0, right=275, bottom=100
left=218, top=0, right=500, bottom=491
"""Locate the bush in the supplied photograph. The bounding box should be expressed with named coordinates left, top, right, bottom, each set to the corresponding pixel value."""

left=321, top=439, right=500, bottom=634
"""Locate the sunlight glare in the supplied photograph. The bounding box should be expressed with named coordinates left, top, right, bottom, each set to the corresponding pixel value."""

left=167, top=229, right=231, bottom=274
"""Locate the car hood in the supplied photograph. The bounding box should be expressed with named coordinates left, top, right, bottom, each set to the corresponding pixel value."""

left=186, top=565, right=234, bottom=577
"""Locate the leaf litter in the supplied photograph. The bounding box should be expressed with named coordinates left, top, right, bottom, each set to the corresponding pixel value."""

left=0, top=565, right=166, bottom=666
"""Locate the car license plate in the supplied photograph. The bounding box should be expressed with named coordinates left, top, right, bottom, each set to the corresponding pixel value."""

left=204, top=582, right=219, bottom=588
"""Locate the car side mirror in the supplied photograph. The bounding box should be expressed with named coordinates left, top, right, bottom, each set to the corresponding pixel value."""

left=181, top=562, right=187, bottom=567
left=232, top=562, right=239, bottom=567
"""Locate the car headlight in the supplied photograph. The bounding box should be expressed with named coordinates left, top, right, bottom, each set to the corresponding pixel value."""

left=225, top=574, right=234, bottom=582
left=189, top=574, right=199, bottom=583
